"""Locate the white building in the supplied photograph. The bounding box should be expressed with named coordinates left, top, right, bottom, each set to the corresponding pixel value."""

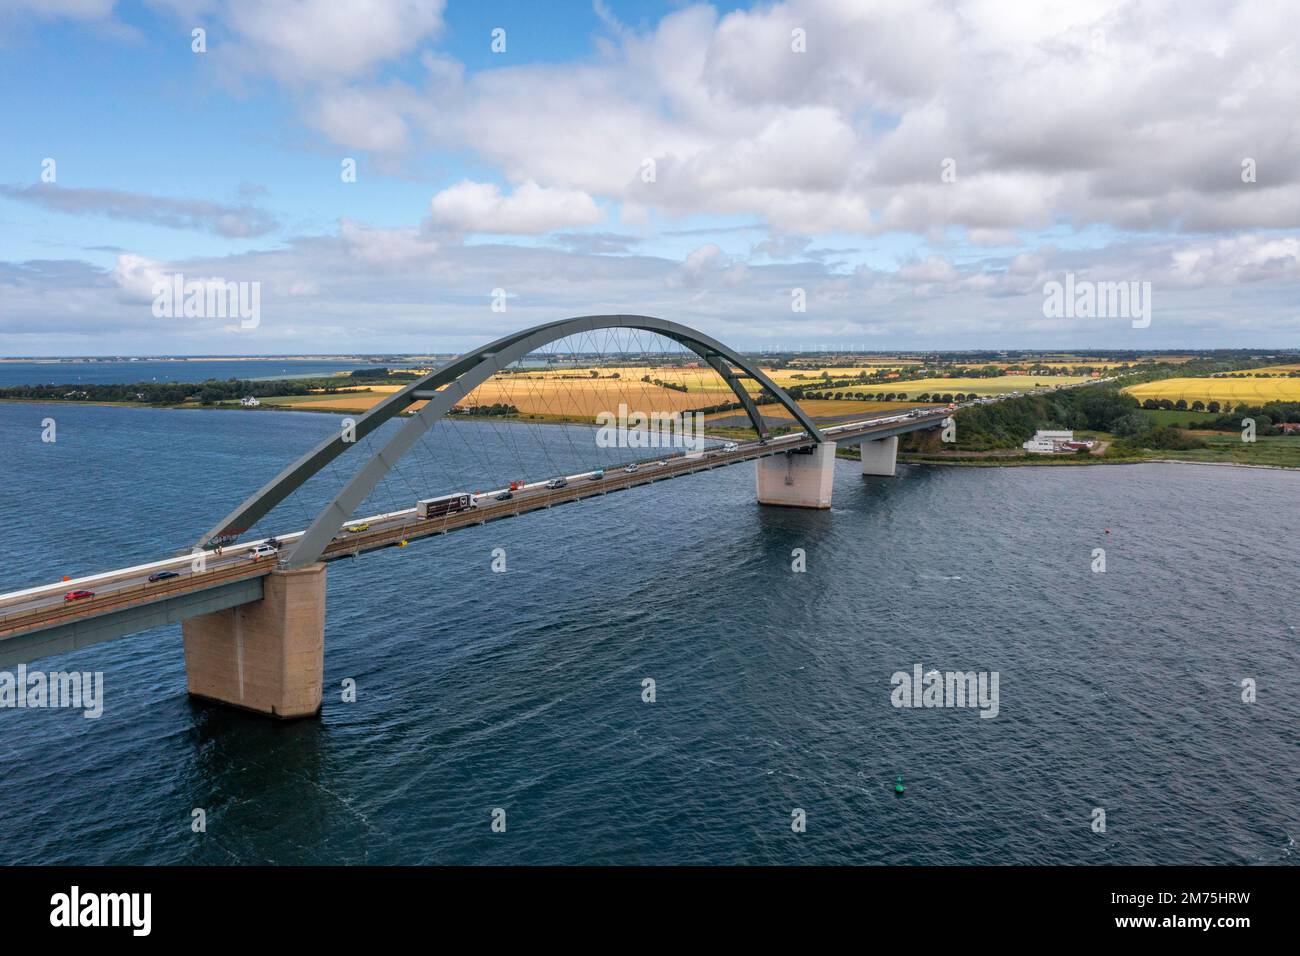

left=240, top=396, right=261, bottom=407
left=1022, top=429, right=1073, bottom=453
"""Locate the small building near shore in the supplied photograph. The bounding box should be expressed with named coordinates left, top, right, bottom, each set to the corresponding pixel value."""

left=240, top=396, right=261, bottom=407
left=1023, top=429, right=1078, bottom=453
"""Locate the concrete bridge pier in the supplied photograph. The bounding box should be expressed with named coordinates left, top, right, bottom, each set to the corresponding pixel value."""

left=181, top=563, right=325, bottom=719
left=756, top=441, right=836, bottom=508
left=859, top=435, right=899, bottom=476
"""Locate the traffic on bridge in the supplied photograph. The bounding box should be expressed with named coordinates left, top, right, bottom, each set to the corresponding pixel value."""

left=0, top=314, right=1103, bottom=715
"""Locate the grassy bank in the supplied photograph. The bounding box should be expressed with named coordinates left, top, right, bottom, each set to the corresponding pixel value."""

left=849, top=432, right=1300, bottom=469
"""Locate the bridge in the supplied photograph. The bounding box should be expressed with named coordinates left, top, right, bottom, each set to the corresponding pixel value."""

left=0, top=314, right=959, bottom=718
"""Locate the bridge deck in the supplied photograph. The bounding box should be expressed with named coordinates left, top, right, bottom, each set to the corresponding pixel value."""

left=0, top=411, right=947, bottom=663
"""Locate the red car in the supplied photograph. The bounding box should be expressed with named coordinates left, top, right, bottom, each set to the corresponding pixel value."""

left=63, top=589, right=95, bottom=602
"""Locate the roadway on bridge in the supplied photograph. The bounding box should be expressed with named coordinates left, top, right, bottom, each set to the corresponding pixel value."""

left=0, top=407, right=965, bottom=643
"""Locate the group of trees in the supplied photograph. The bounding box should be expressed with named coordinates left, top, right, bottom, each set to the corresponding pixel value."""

left=1198, top=401, right=1300, bottom=436
left=451, top=403, right=519, bottom=417
left=0, top=377, right=347, bottom=406
left=798, top=389, right=983, bottom=403
left=1211, top=370, right=1300, bottom=378
left=925, top=383, right=1300, bottom=454
left=642, top=375, right=689, bottom=393
left=1108, top=414, right=1207, bottom=449
left=1139, top=397, right=1226, bottom=412
left=919, top=386, right=1141, bottom=452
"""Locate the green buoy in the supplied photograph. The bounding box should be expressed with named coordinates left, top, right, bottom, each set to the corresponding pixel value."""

left=894, top=775, right=905, bottom=795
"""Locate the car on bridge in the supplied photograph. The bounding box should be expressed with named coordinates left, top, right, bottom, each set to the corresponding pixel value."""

left=623, top=463, right=638, bottom=473
left=248, top=544, right=279, bottom=560
left=495, top=490, right=513, bottom=501
left=588, top=469, right=604, bottom=480
left=546, top=477, right=568, bottom=489
left=63, top=589, right=95, bottom=602
left=147, top=570, right=180, bottom=583
left=344, top=522, right=370, bottom=533
left=722, top=441, right=739, bottom=452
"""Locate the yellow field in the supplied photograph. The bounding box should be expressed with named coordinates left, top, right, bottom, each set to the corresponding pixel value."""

left=459, top=375, right=735, bottom=417
left=513, top=364, right=902, bottom=393
left=787, top=360, right=922, bottom=369
left=273, top=392, right=429, bottom=414
left=266, top=367, right=1094, bottom=417
left=1123, top=378, right=1300, bottom=406
left=991, top=361, right=1131, bottom=371
left=805, top=374, right=1091, bottom=397
left=271, top=371, right=739, bottom=419
left=770, top=367, right=910, bottom=383
left=1219, top=364, right=1300, bottom=375
left=508, top=365, right=709, bottom=380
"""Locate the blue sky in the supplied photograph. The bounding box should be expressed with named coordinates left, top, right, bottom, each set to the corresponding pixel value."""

left=1, top=0, right=1297, bottom=354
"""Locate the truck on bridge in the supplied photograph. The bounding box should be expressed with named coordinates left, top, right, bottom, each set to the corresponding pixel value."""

left=416, top=493, right=476, bottom=519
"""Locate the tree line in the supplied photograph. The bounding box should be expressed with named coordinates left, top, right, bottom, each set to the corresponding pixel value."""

left=0, top=377, right=350, bottom=406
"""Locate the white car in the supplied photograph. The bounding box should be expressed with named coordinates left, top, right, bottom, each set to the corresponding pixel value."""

left=624, top=463, right=638, bottom=473
left=722, top=441, right=739, bottom=452
left=248, top=544, right=278, bottom=560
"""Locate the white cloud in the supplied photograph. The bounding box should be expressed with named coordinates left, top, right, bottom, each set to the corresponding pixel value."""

left=427, top=180, right=604, bottom=235
left=110, top=253, right=168, bottom=303
left=308, top=83, right=421, bottom=152
left=0, top=184, right=279, bottom=237
left=6, top=222, right=1300, bottom=354
left=8, top=0, right=1300, bottom=352
left=338, top=218, right=438, bottom=266
left=899, top=255, right=959, bottom=285
left=153, top=0, right=446, bottom=84
left=294, top=0, right=1300, bottom=241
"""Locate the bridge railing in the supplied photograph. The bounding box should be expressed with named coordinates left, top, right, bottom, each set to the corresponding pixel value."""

left=0, top=558, right=277, bottom=639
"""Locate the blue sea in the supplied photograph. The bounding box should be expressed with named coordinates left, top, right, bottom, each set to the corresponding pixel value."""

left=0, top=403, right=1296, bottom=864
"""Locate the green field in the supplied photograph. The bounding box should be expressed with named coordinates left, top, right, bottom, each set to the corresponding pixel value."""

left=1138, top=408, right=1224, bottom=428
left=896, top=427, right=1300, bottom=469
left=1140, top=433, right=1300, bottom=467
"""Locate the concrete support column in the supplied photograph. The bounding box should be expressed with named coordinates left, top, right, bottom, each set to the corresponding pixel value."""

left=860, top=435, right=898, bottom=476
left=756, top=441, right=835, bottom=508
left=182, top=563, right=325, bottom=719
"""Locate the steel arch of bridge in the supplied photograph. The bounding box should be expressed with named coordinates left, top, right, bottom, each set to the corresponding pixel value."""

left=198, top=314, right=825, bottom=568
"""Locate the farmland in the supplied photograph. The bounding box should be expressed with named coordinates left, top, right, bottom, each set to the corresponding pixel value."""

left=705, top=399, right=928, bottom=424
left=251, top=366, right=946, bottom=426
left=248, top=365, right=1096, bottom=421
left=1123, top=377, right=1300, bottom=407
left=256, top=367, right=746, bottom=419
left=801, top=374, right=1094, bottom=397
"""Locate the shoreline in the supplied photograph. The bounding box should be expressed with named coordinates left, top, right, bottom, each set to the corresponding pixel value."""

left=5, top=396, right=1298, bottom=473
left=891, top=453, right=1300, bottom=473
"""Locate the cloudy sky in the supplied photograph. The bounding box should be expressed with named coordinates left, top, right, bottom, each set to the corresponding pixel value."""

left=1, top=0, right=1297, bottom=355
